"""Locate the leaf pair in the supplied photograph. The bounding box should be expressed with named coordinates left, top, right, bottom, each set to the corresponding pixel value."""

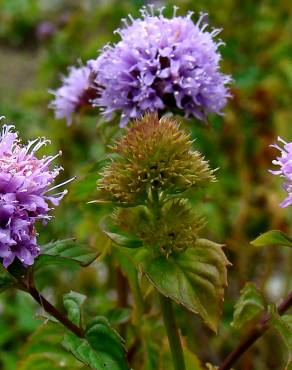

left=18, top=291, right=130, bottom=370
left=17, top=322, right=84, bottom=370
left=62, top=291, right=130, bottom=370
left=20, top=290, right=130, bottom=370
left=104, top=216, right=229, bottom=332
left=1, top=240, right=130, bottom=370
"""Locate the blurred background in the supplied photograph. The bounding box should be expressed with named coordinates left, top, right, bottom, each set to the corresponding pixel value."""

left=0, top=0, right=291, bottom=369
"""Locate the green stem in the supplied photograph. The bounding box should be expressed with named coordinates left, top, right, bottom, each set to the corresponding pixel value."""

left=151, top=188, right=185, bottom=369
left=158, top=293, right=186, bottom=370
left=150, top=188, right=161, bottom=219
left=130, top=271, right=144, bottom=326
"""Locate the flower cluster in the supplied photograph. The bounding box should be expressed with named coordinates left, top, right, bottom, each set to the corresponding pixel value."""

left=113, top=200, right=203, bottom=256
left=0, top=123, right=67, bottom=267
left=270, top=137, right=292, bottom=208
left=98, top=113, right=215, bottom=205
left=90, top=7, right=231, bottom=126
left=50, top=65, right=97, bottom=125
left=50, top=7, right=231, bottom=127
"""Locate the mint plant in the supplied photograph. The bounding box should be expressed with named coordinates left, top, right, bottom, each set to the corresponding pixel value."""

left=0, top=5, right=291, bottom=370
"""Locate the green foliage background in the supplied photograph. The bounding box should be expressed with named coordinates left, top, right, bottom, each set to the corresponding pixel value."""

left=0, top=0, right=291, bottom=369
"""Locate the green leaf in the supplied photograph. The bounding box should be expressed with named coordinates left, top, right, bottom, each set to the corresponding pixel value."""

left=113, top=247, right=146, bottom=325
left=114, top=244, right=151, bottom=266
left=205, top=364, right=219, bottom=370
left=63, top=317, right=129, bottom=370
left=18, top=321, right=85, bottom=370
left=0, top=265, right=16, bottom=293
left=69, top=173, right=99, bottom=203
left=104, top=230, right=143, bottom=248
left=269, top=306, right=292, bottom=370
left=232, top=282, right=265, bottom=329
left=106, top=308, right=131, bottom=325
left=100, top=217, right=143, bottom=248
left=142, top=238, right=229, bottom=331
left=180, top=346, right=203, bottom=370
left=64, top=291, right=87, bottom=326
left=34, top=239, right=99, bottom=271
left=62, top=292, right=129, bottom=369
left=251, top=230, right=292, bottom=248
left=160, top=344, right=203, bottom=370
left=68, top=160, right=108, bottom=203
left=86, top=317, right=128, bottom=368
left=19, top=353, right=84, bottom=370
left=143, top=338, right=160, bottom=370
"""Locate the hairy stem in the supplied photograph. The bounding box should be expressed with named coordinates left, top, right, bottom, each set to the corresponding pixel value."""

left=218, top=291, right=292, bottom=370
left=159, top=293, right=186, bottom=370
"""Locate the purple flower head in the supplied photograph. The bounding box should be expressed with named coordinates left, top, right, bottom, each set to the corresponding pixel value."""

left=270, top=137, right=292, bottom=208
left=0, top=119, right=69, bottom=267
left=50, top=65, right=97, bottom=125
left=90, top=6, right=232, bottom=127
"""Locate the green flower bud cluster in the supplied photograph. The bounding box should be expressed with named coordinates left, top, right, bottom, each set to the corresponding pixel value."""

left=98, top=113, right=215, bottom=206
left=113, top=200, right=204, bottom=257
left=98, top=113, right=215, bottom=256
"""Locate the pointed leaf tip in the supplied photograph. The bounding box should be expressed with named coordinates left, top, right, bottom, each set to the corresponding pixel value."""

left=251, top=230, right=292, bottom=248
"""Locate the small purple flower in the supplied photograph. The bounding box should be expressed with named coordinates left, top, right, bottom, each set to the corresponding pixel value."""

left=0, top=119, right=70, bottom=267
left=270, top=137, right=292, bottom=208
left=36, top=21, right=56, bottom=41
left=90, top=6, right=232, bottom=127
left=50, top=65, right=96, bottom=125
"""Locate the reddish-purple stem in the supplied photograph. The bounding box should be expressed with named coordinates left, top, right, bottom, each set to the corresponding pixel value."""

left=218, top=291, right=292, bottom=370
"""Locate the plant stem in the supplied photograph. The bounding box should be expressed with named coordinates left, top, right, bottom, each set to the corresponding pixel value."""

left=9, top=265, right=85, bottom=338
left=218, top=290, right=292, bottom=370
left=150, top=188, right=161, bottom=220
left=14, top=271, right=85, bottom=338
left=116, top=265, right=129, bottom=338
left=28, top=285, right=85, bottom=338
left=158, top=293, right=186, bottom=370
left=151, top=188, right=185, bottom=369
left=130, top=270, right=144, bottom=326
